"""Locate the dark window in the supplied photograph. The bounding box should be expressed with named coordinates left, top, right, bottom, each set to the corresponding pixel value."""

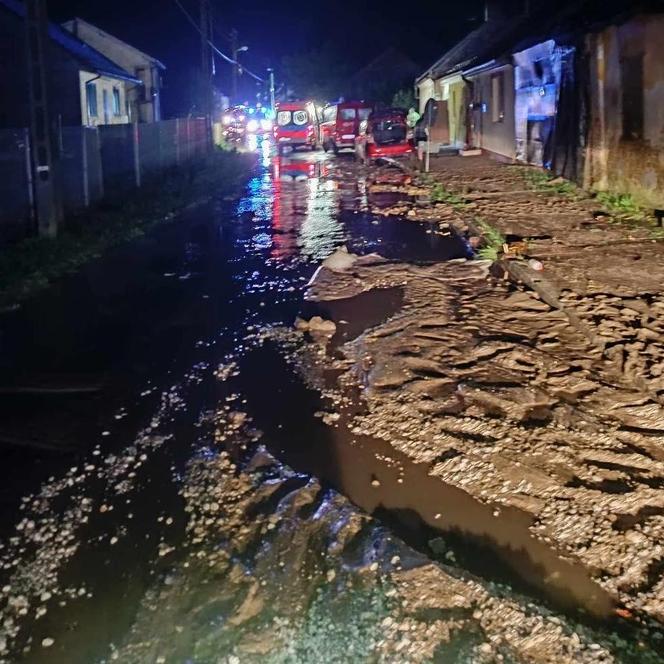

left=340, top=108, right=356, bottom=120
left=112, top=88, right=121, bottom=115
left=621, top=55, right=644, bottom=140
left=86, top=82, right=98, bottom=118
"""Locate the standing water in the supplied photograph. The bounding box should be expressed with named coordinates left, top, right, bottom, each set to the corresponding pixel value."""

left=0, top=148, right=660, bottom=663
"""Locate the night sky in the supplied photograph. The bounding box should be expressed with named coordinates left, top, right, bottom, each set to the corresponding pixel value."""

left=46, top=0, right=485, bottom=115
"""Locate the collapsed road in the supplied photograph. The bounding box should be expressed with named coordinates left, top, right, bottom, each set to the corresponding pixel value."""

left=0, top=150, right=662, bottom=663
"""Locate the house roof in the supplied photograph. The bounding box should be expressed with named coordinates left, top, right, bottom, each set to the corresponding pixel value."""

left=418, top=0, right=664, bottom=83
left=0, top=0, right=142, bottom=84
left=416, top=18, right=529, bottom=83
left=62, top=17, right=166, bottom=70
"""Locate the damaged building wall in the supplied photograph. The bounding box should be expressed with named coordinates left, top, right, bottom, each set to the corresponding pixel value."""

left=585, top=14, right=664, bottom=209
left=513, top=40, right=564, bottom=167
left=467, top=64, right=516, bottom=159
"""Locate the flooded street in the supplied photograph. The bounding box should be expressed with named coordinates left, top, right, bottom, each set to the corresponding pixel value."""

left=0, top=149, right=661, bottom=663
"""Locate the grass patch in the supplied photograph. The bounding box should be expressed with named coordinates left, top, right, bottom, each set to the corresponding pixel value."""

left=476, top=219, right=506, bottom=262
left=595, top=191, right=664, bottom=239
left=522, top=168, right=579, bottom=198
left=0, top=149, right=255, bottom=307
left=595, top=191, right=648, bottom=221
left=430, top=182, right=465, bottom=207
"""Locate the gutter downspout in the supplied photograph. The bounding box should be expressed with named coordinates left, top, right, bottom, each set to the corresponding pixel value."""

left=462, top=74, right=475, bottom=149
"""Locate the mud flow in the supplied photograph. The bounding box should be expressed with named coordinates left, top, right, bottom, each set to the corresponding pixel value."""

left=0, top=151, right=660, bottom=663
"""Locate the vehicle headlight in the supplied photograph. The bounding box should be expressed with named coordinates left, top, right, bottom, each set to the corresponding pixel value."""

left=260, top=119, right=273, bottom=131
left=222, top=115, right=232, bottom=125
left=247, top=119, right=259, bottom=133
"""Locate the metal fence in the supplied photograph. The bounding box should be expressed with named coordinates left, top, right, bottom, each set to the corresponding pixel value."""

left=0, top=118, right=209, bottom=244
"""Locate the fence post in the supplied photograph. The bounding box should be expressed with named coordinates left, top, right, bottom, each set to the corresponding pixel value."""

left=186, top=118, right=192, bottom=161
left=96, top=127, right=104, bottom=199
left=133, top=122, right=141, bottom=188
left=23, top=127, right=36, bottom=225
left=81, top=127, right=89, bottom=207
left=175, top=118, right=180, bottom=165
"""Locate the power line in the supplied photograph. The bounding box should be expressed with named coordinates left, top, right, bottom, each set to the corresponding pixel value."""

left=172, top=0, right=264, bottom=83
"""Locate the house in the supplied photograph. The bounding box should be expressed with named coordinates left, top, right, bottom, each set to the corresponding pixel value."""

left=416, top=0, right=664, bottom=208
left=0, top=0, right=141, bottom=129
left=508, top=0, right=663, bottom=199
left=416, top=6, right=531, bottom=157
left=346, top=48, right=421, bottom=104
left=62, top=18, right=165, bottom=123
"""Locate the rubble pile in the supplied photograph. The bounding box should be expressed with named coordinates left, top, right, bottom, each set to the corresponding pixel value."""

left=291, top=155, right=664, bottom=627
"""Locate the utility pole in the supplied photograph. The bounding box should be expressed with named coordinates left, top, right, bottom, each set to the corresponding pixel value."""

left=199, top=0, right=213, bottom=148
left=25, top=0, right=60, bottom=237
left=230, top=28, right=239, bottom=104
left=268, top=68, right=276, bottom=114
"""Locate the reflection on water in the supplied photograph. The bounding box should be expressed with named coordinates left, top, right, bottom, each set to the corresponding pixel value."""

left=270, top=154, right=344, bottom=261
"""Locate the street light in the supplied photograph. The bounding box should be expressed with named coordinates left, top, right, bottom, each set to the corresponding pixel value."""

left=232, top=43, right=248, bottom=102
left=267, top=68, right=276, bottom=115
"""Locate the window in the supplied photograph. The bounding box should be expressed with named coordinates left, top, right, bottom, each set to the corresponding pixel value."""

left=340, top=108, right=356, bottom=121
left=323, top=106, right=337, bottom=123
left=112, top=87, right=121, bottom=116
left=621, top=54, right=644, bottom=140
left=86, top=81, right=98, bottom=119
left=491, top=72, right=505, bottom=123
left=358, top=108, right=372, bottom=121
left=292, top=110, right=308, bottom=125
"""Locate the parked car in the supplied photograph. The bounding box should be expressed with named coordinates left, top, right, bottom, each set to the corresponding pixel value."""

left=273, top=101, right=318, bottom=154
left=319, top=101, right=372, bottom=153
left=355, top=108, right=414, bottom=164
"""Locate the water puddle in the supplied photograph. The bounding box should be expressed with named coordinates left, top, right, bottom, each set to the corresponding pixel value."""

left=237, top=345, right=615, bottom=620
left=301, top=286, right=405, bottom=348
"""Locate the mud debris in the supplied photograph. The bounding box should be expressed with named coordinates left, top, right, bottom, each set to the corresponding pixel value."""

left=108, top=412, right=638, bottom=663
left=286, top=155, right=664, bottom=628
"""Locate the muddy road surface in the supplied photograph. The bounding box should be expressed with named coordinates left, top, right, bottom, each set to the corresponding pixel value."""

left=0, top=150, right=661, bottom=663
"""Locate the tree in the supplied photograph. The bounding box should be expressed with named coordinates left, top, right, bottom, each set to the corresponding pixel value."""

left=281, top=46, right=351, bottom=102
left=391, top=88, right=417, bottom=110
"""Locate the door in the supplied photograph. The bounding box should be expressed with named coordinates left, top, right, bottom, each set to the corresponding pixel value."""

left=102, top=89, right=111, bottom=125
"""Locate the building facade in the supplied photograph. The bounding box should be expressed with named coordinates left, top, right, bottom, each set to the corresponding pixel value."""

left=465, top=61, right=516, bottom=160
left=415, top=1, right=663, bottom=209
left=62, top=18, right=165, bottom=123
left=0, top=0, right=140, bottom=130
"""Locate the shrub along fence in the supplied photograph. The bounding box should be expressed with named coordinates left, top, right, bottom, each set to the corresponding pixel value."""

left=0, top=118, right=209, bottom=245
